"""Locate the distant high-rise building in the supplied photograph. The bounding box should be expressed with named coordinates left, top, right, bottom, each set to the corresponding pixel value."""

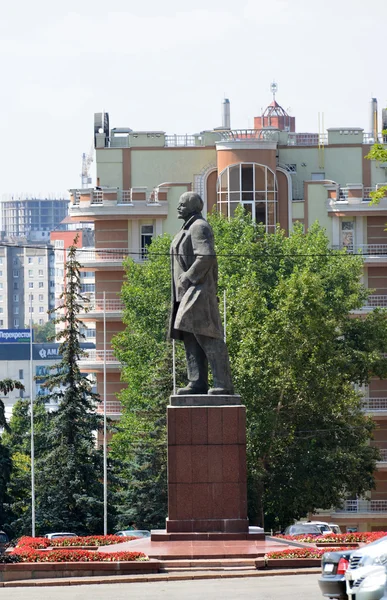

left=0, top=195, right=69, bottom=242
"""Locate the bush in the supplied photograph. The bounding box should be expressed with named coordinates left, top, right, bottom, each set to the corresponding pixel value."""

left=0, top=554, right=22, bottom=564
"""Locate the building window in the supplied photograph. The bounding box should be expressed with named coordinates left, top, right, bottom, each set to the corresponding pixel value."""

left=19, top=389, right=24, bottom=398
left=0, top=283, right=3, bottom=290
left=0, top=308, right=3, bottom=314
left=14, top=307, right=19, bottom=314
left=81, top=283, right=95, bottom=293
left=29, top=307, right=34, bottom=313
left=55, top=240, right=64, bottom=248
left=19, top=369, right=24, bottom=379
left=141, top=225, right=154, bottom=258
left=13, top=258, right=18, bottom=266
left=29, top=294, right=34, bottom=301
left=28, top=257, right=33, bottom=264
left=29, top=282, right=34, bottom=289
left=0, top=271, right=2, bottom=277
left=0, top=320, right=3, bottom=326
left=80, top=271, right=95, bottom=279
left=14, top=319, right=19, bottom=327
left=341, top=221, right=354, bottom=248
left=38, top=257, right=44, bottom=264
left=13, top=294, right=19, bottom=302
left=39, top=282, right=44, bottom=288
left=28, top=270, right=33, bottom=277
left=311, top=172, right=325, bottom=181
left=13, top=282, right=18, bottom=290
left=0, top=258, right=3, bottom=265
left=49, top=268, right=55, bottom=276
left=39, top=307, right=44, bottom=313
left=39, top=294, right=43, bottom=301
left=50, top=281, right=55, bottom=288
left=13, top=269, right=19, bottom=277
left=217, top=163, right=277, bottom=233
left=39, top=319, right=44, bottom=325
left=38, top=270, right=44, bottom=276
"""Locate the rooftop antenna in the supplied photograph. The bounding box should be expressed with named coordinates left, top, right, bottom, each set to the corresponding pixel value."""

left=270, top=81, right=278, bottom=102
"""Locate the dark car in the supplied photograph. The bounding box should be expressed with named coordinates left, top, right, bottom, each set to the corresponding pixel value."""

left=318, top=549, right=353, bottom=600
left=0, top=531, right=9, bottom=554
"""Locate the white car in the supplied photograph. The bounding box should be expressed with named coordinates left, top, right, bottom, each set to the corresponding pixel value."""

left=345, top=535, right=387, bottom=600
left=44, top=532, right=77, bottom=540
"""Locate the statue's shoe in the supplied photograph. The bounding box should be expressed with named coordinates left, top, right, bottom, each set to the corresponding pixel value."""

left=176, top=385, right=208, bottom=395
left=208, top=388, right=234, bottom=395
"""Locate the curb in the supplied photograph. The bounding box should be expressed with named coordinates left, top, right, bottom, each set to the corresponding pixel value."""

left=0, top=567, right=321, bottom=587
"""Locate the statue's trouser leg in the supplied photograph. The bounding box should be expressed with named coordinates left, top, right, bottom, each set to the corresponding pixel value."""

left=183, top=332, right=209, bottom=391
left=195, top=334, right=234, bottom=393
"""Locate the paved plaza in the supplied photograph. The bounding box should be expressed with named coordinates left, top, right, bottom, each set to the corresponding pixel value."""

left=0, top=573, right=323, bottom=600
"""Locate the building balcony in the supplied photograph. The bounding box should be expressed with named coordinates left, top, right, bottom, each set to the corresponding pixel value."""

left=78, top=349, right=120, bottom=372
left=327, top=185, right=387, bottom=214
left=362, top=397, right=387, bottom=416
left=333, top=499, right=387, bottom=514
left=377, top=448, right=387, bottom=470
left=353, top=296, right=387, bottom=314
left=75, top=247, right=145, bottom=269
left=69, top=188, right=168, bottom=218
left=96, top=400, right=122, bottom=418
left=77, top=295, right=124, bottom=320
left=332, top=245, right=387, bottom=265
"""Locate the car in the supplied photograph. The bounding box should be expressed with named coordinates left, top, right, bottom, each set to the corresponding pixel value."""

left=0, top=531, right=9, bottom=554
left=114, top=530, right=150, bottom=538
left=329, top=523, right=342, bottom=534
left=345, top=535, right=387, bottom=600
left=318, top=548, right=353, bottom=599
left=284, top=523, right=327, bottom=536
left=44, top=532, right=77, bottom=540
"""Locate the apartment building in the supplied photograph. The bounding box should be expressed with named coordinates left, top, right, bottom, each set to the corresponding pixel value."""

left=0, top=195, right=68, bottom=242
left=0, top=244, right=55, bottom=329
left=68, top=96, right=387, bottom=530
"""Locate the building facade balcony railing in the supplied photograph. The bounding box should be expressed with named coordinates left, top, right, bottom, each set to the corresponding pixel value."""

left=333, top=245, right=387, bottom=258
left=75, top=247, right=146, bottom=266
left=287, top=132, right=328, bottom=146
left=78, top=349, right=120, bottom=366
left=362, top=397, right=387, bottom=412
left=71, top=188, right=161, bottom=206
left=378, top=448, right=387, bottom=462
left=96, top=401, right=122, bottom=417
left=359, top=296, right=387, bottom=310
left=335, top=499, right=387, bottom=513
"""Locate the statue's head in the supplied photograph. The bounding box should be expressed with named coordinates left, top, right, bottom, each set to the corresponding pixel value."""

left=177, top=192, right=204, bottom=221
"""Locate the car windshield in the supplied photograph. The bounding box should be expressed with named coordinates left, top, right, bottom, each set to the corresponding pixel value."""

left=319, top=525, right=331, bottom=533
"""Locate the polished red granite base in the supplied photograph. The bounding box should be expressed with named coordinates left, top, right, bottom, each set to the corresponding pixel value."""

left=99, top=537, right=297, bottom=559
left=151, top=530, right=265, bottom=541
left=167, top=404, right=248, bottom=534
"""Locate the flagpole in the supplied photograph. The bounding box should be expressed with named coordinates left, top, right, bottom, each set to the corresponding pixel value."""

left=29, top=295, right=35, bottom=537
left=103, top=291, right=107, bottom=535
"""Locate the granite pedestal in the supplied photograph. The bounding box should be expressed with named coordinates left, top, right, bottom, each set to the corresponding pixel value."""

left=153, top=395, right=249, bottom=541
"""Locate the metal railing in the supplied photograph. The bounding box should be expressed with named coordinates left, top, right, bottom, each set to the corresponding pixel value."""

left=79, top=349, right=119, bottom=363
left=360, top=296, right=387, bottom=309
left=334, top=244, right=387, bottom=256
left=75, top=248, right=140, bottom=262
left=362, top=397, right=387, bottom=412
left=78, top=297, right=124, bottom=312
left=336, top=499, right=387, bottom=513
left=97, top=401, right=122, bottom=416
left=336, top=186, right=386, bottom=202
left=378, top=449, right=387, bottom=462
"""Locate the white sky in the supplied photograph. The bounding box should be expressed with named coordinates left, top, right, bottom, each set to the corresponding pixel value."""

left=1, top=0, right=386, bottom=195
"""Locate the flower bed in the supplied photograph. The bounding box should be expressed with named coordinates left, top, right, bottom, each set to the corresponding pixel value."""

left=14, top=535, right=136, bottom=550
left=261, top=546, right=353, bottom=570
left=265, top=546, right=351, bottom=560
left=11, top=548, right=147, bottom=563
left=276, top=531, right=387, bottom=545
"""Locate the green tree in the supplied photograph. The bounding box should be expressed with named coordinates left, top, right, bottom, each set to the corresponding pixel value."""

left=366, top=130, right=387, bottom=204
left=113, top=213, right=387, bottom=530
left=33, top=238, right=112, bottom=535
left=0, top=379, right=24, bottom=532
left=31, top=321, right=55, bottom=343
left=2, top=398, right=50, bottom=536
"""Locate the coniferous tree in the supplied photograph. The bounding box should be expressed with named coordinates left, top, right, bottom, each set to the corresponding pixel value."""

left=34, top=238, right=113, bottom=535
left=0, top=379, right=24, bottom=532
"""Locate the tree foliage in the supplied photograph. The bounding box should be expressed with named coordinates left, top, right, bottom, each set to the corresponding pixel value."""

left=365, top=131, right=387, bottom=204
left=113, top=212, right=387, bottom=530
left=0, top=379, right=24, bottom=532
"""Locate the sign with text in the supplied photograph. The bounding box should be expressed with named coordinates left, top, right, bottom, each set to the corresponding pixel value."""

left=0, top=329, right=32, bottom=343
